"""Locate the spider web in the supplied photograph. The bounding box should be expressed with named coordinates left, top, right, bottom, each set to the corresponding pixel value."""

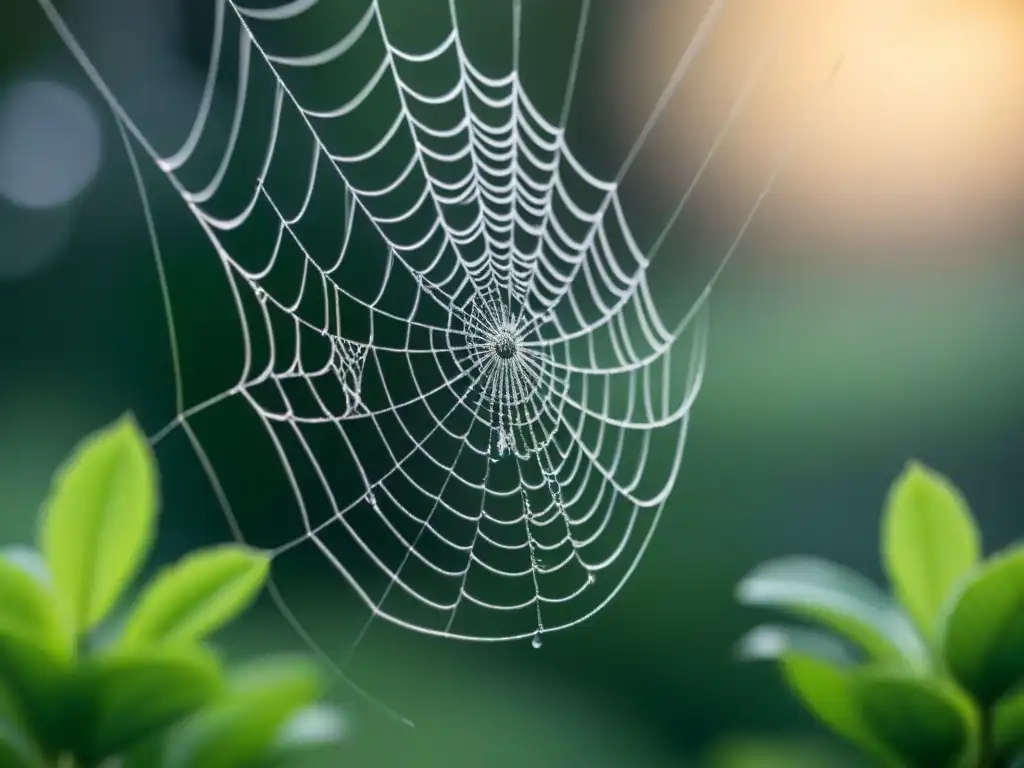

left=38, top=0, right=840, bottom=681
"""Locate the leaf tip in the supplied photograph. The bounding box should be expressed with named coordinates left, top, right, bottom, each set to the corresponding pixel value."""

left=888, top=459, right=940, bottom=506
left=735, top=626, right=788, bottom=662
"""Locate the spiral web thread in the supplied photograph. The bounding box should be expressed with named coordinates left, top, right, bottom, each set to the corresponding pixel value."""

left=38, top=0, right=841, bottom=678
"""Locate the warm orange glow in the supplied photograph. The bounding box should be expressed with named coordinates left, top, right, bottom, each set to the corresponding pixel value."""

left=614, top=0, right=1024, bottom=262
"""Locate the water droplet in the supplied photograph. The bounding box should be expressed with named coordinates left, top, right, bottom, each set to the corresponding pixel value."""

left=586, top=571, right=595, bottom=586
left=254, top=287, right=267, bottom=303
left=365, top=491, right=377, bottom=508
left=531, top=632, right=543, bottom=650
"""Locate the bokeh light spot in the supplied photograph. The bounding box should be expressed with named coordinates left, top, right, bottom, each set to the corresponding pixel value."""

left=615, top=0, right=1024, bottom=262
left=0, top=78, right=102, bottom=210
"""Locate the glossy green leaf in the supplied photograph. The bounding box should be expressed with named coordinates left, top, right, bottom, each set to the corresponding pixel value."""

left=737, top=624, right=857, bottom=667
left=995, top=689, right=1024, bottom=760
left=0, top=721, right=44, bottom=768
left=737, top=556, right=923, bottom=663
left=40, top=414, right=158, bottom=634
left=0, top=553, right=71, bottom=661
left=780, top=654, right=886, bottom=763
left=74, top=645, right=222, bottom=761
left=0, top=634, right=70, bottom=750
left=247, top=705, right=347, bottom=767
left=0, top=683, right=44, bottom=768
left=940, top=545, right=1024, bottom=706
left=882, top=461, right=979, bottom=638
left=163, top=656, right=322, bottom=768
left=848, top=670, right=976, bottom=768
left=0, top=551, right=73, bottom=751
left=782, top=654, right=976, bottom=767
left=121, top=546, right=270, bottom=647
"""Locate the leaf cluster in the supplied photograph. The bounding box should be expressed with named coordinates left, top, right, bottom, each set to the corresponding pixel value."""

left=0, top=416, right=344, bottom=767
left=736, top=461, right=1024, bottom=767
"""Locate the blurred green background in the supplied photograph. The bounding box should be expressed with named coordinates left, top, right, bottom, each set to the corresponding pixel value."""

left=2, top=0, right=1023, bottom=765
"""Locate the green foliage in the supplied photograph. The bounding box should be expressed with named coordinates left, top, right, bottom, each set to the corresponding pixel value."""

left=251, top=704, right=347, bottom=767
left=736, top=556, right=922, bottom=664
left=995, top=691, right=1024, bottom=759
left=0, top=415, right=345, bottom=766
left=779, top=653, right=880, bottom=758
left=121, top=545, right=270, bottom=647
left=162, top=658, right=325, bottom=768
left=737, top=624, right=857, bottom=667
left=40, top=415, right=158, bottom=635
left=0, top=685, right=45, bottom=767
left=737, top=461, right=1024, bottom=767
left=0, top=553, right=72, bottom=661
left=73, top=645, right=223, bottom=761
left=848, top=669, right=975, bottom=767
left=882, top=462, right=980, bottom=640
left=940, top=547, right=1024, bottom=707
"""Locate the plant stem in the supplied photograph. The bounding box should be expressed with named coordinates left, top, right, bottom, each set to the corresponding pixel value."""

left=978, top=708, right=993, bottom=768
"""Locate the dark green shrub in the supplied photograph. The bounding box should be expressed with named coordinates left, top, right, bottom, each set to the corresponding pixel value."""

left=737, top=462, right=1024, bottom=767
left=0, top=415, right=345, bottom=767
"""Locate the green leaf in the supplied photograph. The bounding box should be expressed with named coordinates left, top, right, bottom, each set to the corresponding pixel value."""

left=0, top=552, right=73, bottom=752
left=882, top=461, right=980, bottom=639
left=995, top=689, right=1024, bottom=760
left=782, top=655, right=976, bottom=767
left=737, top=624, right=858, bottom=667
left=121, top=546, right=270, bottom=647
left=0, top=634, right=70, bottom=750
left=940, top=545, right=1024, bottom=706
left=0, top=684, right=45, bottom=768
left=247, top=705, right=347, bottom=767
left=780, top=654, right=886, bottom=763
left=163, top=656, right=323, bottom=768
left=73, top=645, right=222, bottom=761
left=847, top=670, right=976, bottom=768
left=737, top=556, right=923, bottom=663
left=40, top=414, right=159, bottom=634
left=0, top=552, right=71, bottom=661
left=0, top=721, right=44, bottom=768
